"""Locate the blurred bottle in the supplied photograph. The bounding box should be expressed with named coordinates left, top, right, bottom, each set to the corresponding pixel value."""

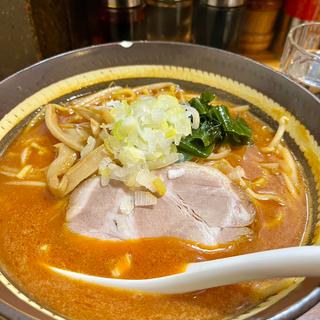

left=146, top=0, right=193, bottom=42
left=64, top=0, right=90, bottom=49
left=192, top=0, right=246, bottom=50
left=239, top=0, right=283, bottom=53
left=273, top=0, right=319, bottom=56
left=90, top=0, right=146, bottom=44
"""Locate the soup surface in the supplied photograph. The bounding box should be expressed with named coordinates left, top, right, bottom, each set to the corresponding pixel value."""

left=0, top=84, right=308, bottom=320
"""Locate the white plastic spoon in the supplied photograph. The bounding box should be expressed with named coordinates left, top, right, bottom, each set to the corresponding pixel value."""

left=48, top=246, right=320, bottom=294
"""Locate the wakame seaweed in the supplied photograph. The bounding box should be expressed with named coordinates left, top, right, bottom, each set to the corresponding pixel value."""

left=178, top=92, right=252, bottom=158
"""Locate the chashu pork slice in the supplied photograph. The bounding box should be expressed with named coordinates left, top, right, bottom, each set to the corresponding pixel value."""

left=66, top=162, right=255, bottom=246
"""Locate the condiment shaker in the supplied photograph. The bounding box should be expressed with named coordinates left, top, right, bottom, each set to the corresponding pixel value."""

left=192, top=0, right=246, bottom=50
left=239, top=0, right=283, bottom=53
left=146, top=0, right=193, bottom=42
left=98, top=0, right=146, bottom=43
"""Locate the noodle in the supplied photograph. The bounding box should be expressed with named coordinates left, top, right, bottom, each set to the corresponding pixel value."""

left=246, top=188, right=284, bottom=205
left=211, top=159, right=234, bottom=175
left=259, top=163, right=280, bottom=170
left=228, top=166, right=245, bottom=181
left=230, top=105, right=250, bottom=113
left=207, top=146, right=231, bottom=160
left=30, top=142, right=48, bottom=155
left=185, top=104, right=200, bottom=129
left=133, top=82, right=182, bottom=100
left=59, top=123, right=76, bottom=129
left=282, top=172, right=297, bottom=197
left=5, top=180, right=46, bottom=187
left=16, top=165, right=33, bottom=179
left=228, top=166, right=247, bottom=188
left=75, top=126, right=90, bottom=140
left=90, top=118, right=100, bottom=137
left=258, top=115, right=298, bottom=195
left=111, top=88, right=137, bottom=102
left=24, top=108, right=46, bottom=133
left=252, top=177, right=267, bottom=187
left=54, top=104, right=72, bottom=114
left=0, top=166, right=18, bottom=173
left=261, top=116, right=289, bottom=152
left=0, top=170, right=17, bottom=177
left=21, top=142, right=48, bottom=165
left=21, top=147, right=31, bottom=165
left=278, top=145, right=298, bottom=186
left=133, top=82, right=177, bottom=93
left=65, top=114, right=84, bottom=123
left=70, top=86, right=122, bottom=108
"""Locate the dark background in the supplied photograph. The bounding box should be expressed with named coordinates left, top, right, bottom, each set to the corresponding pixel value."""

left=1, top=0, right=319, bottom=81
left=0, top=0, right=96, bottom=80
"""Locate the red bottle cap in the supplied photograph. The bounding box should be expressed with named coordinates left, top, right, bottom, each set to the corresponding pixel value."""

left=285, top=0, right=318, bottom=21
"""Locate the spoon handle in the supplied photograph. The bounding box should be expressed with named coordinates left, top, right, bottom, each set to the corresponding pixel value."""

left=182, top=246, right=320, bottom=293
left=49, top=246, right=320, bottom=294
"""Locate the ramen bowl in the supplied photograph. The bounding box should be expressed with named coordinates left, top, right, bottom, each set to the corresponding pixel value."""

left=0, top=42, right=319, bottom=320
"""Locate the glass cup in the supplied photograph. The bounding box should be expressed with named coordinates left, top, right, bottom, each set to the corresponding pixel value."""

left=280, top=22, right=320, bottom=97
